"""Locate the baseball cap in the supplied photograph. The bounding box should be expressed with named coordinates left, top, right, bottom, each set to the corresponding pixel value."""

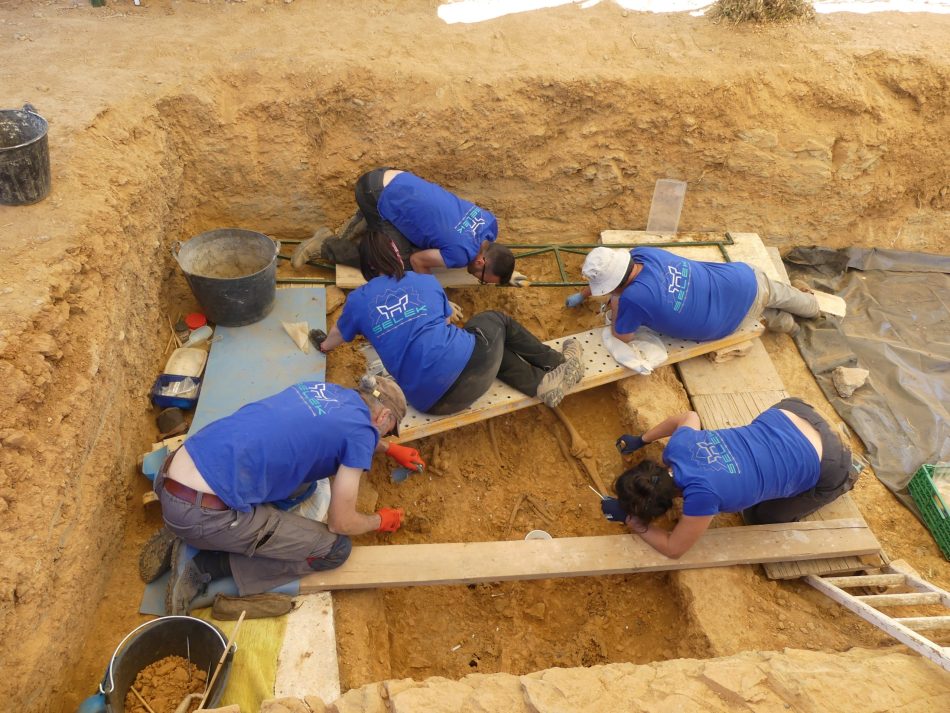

left=360, top=374, right=407, bottom=436
left=582, top=247, right=632, bottom=297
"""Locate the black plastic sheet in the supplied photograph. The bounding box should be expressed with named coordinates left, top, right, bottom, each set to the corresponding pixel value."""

left=785, top=247, right=950, bottom=515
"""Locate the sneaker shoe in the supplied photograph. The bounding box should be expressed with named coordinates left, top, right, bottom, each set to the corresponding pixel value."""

left=165, top=540, right=211, bottom=616
left=290, top=226, right=334, bottom=270
left=138, top=527, right=179, bottom=584
left=536, top=338, right=585, bottom=408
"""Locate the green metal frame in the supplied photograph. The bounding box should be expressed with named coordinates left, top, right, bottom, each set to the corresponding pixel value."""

left=275, top=235, right=735, bottom=288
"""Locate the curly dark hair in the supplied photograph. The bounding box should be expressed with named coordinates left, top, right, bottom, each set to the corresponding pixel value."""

left=614, top=460, right=678, bottom=523
left=358, top=230, right=406, bottom=282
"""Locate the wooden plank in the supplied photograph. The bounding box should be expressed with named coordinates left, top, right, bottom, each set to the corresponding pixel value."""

left=394, top=322, right=763, bottom=444
left=894, top=616, right=950, bottom=632
left=299, top=519, right=878, bottom=592
left=335, top=263, right=479, bottom=289
left=726, top=232, right=785, bottom=282
left=677, top=339, right=784, bottom=395
left=600, top=230, right=728, bottom=246
left=766, top=246, right=792, bottom=283
left=764, top=493, right=880, bottom=579
left=858, top=592, right=942, bottom=607
left=824, top=574, right=906, bottom=588
left=690, top=391, right=788, bottom=430
left=809, top=574, right=950, bottom=672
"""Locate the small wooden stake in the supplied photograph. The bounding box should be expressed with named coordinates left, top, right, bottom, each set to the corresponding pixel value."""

left=197, top=610, right=245, bottom=710
left=130, top=685, right=158, bottom=713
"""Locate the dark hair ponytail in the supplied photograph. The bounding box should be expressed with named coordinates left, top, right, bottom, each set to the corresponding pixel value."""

left=359, top=230, right=405, bottom=282
left=614, top=460, right=677, bottom=523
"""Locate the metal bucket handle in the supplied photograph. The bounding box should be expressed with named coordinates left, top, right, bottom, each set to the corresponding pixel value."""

left=170, top=236, right=281, bottom=269
left=98, top=615, right=234, bottom=695
left=22, top=103, right=39, bottom=115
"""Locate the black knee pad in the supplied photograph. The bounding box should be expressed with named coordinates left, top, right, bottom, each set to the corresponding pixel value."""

left=307, top=535, right=352, bottom=572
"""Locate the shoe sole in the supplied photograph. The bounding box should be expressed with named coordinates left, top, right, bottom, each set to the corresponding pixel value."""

left=139, top=528, right=177, bottom=584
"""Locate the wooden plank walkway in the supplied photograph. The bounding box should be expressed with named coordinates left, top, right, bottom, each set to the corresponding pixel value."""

left=298, top=518, right=879, bottom=592
left=393, top=322, right=764, bottom=444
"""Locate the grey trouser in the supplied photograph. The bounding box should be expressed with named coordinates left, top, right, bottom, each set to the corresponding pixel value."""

left=742, top=397, right=854, bottom=525
left=740, top=267, right=820, bottom=331
left=155, top=464, right=350, bottom=595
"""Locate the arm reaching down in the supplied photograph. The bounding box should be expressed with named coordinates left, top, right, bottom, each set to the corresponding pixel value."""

left=628, top=513, right=713, bottom=559
left=409, top=249, right=446, bottom=274
left=327, top=465, right=383, bottom=535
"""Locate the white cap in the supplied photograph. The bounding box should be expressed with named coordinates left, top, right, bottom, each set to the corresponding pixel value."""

left=582, top=247, right=631, bottom=296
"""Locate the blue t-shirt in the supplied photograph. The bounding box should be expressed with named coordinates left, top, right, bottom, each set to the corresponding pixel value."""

left=184, top=382, right=379, bottom=512
left=614, top=247, right=757, bottom=341
left=377, top=172, right=498, bottom=268
left=663, top=408, right=821, bottom=516
left=336, top=272, right=476, bottom=412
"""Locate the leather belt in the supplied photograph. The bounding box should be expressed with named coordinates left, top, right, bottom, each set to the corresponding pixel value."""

left=162, top=477, right=230, bottom=511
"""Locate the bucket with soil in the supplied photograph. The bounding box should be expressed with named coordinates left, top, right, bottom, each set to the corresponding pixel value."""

left=0, top=103, right=51, bottom=205
left=173, top=228, right=280, bottom=327
left=78, top=616, right=233, bottom=713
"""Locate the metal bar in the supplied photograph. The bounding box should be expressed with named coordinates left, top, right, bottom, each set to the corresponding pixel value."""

left=552, top=247, right=568, bottom=283
left=277, top=277, right=335, bottom=285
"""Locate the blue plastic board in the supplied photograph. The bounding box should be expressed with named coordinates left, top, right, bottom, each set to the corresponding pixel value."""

left=189, top=287, right=327, bottom=433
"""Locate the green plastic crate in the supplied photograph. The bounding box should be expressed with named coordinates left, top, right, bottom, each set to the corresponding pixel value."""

left=908, top=464, right=950, bottom=561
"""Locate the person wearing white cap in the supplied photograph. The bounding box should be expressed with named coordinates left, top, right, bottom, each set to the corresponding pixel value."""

left=566, top=246, right=819, bottom=342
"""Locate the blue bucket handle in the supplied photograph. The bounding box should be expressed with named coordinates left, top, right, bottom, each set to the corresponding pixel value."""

left=97, top=615, right=234, bottom=695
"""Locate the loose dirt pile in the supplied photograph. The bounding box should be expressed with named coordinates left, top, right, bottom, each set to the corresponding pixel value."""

left=0, top=2, right=947, bottom=711
left=125, top=655, right=207, bottom=713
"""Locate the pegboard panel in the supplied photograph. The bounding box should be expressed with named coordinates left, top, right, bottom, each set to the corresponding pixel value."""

left=394, top=321, right=764, bottom=443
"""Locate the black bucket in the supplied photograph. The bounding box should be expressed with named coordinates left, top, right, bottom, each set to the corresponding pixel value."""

left=173, top=228, right=280, bottom=327
left=0, top=103, right=51, bottom=206
left=95, top=616, right=233, bottom=713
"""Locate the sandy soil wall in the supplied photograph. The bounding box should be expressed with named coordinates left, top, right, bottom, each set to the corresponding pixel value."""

left=0, top=3, right=947, bottom=710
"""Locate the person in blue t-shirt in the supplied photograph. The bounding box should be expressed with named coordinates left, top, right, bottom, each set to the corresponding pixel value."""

left=293, top=168, right=522, bottom=285
left=154, top=375, right=427, bottom=614
left=599, top=397, right=856, bottom=558
left=565, top=246, right=820, bottom=340
left=316, top=232, right=585, bottom=412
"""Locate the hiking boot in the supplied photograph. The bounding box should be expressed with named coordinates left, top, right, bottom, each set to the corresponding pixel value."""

left=336, top=210, right=367, bottom=242
left=165, top=540, right=211, bottom=616
left=765, top=311, right=800, bottom=336
left=536, top=338, right=585, bottom=408
left=138, top=527, right=179, bottom=584
left=290, top=226, right=335, bottom=270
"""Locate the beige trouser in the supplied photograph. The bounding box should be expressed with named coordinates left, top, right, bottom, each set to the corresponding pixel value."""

left=740, top=268, right=820, bottom=332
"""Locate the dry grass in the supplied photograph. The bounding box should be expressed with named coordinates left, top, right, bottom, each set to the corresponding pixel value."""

left=708, top=0, right=817, bottom=22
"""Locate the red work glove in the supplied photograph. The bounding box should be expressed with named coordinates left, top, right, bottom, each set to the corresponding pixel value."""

left=385, top=442, right=425, bottom=472
left=376, top=507, right=404, bottom=533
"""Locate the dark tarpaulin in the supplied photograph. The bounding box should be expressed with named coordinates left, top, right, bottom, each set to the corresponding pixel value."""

left=784, top=246, right=950, bottom=516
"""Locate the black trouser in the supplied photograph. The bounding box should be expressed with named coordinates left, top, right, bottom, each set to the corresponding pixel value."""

left=327, top=168, right=415, bottom=268
left=742, top=397, right=854, bottom=525
left=427, top=311, right=564, bottom=415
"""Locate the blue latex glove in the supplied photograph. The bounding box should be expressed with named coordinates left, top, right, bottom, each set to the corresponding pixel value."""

left=565, top=292, right=586, bottom=308
left=616, top=434, right=646, bottom=455
left=601, top=497, right=627, bottom=523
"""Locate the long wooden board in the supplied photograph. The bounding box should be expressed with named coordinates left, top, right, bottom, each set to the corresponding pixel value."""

left=393, top=322, right=764, bottom=443
left=677, top=338, right=784, bottom=395
left=336, top=263, right=479, bottom=289
left=299, top=518, right=879, bottom=592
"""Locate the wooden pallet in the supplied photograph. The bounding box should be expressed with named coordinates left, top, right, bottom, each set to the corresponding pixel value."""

left=393, top=322, right=764, bottom=444
left=299, top=518, right=880, bottom=593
